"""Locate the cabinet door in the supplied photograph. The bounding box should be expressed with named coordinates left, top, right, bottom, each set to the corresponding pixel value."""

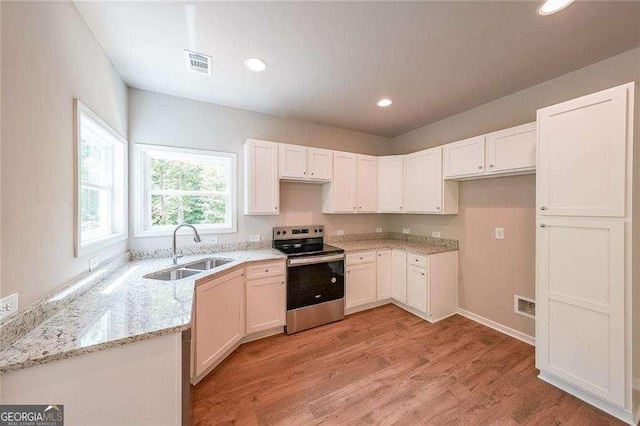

left=195, top=270, right=245, bottom=377
left=378, top=156, right=404, bottom=213
left=486, top=122, right=536, bottom=174
left=407, top=264, right=428, bottom=314
left=332, top=152, right=358, bottom=213
left=308, top=148, right=333, bottom=181
left=357, top=155, right=378, bottom=213
left=247, top=276, right=286, bottom=333
left=279, top=144, right=307, bottom=179
left=376, top=250, right=392, bottom=300
left=536, top=218, right=625, bottom=406
left=346, top=262, right=377, bottom=309
left=538, top=84, right=630, bottom=217
left=405, top=147, right=443, bottom=213
left=244, top=139, right=279, bottom=215
left=443, top=136, right=486, bottom=178
left=391, top=250, right=407, bottom=304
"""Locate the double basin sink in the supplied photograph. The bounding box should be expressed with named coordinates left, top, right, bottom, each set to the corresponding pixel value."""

left=144, top=257, right=234, bottom=281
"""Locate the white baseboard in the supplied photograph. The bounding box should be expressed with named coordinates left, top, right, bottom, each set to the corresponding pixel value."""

left=539, top=372, right=635, bottom=425
left=456, top=308, right=535, bottom=346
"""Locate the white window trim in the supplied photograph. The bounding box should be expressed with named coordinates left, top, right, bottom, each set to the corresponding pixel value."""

left=74, top=99, right=128, bottom=258
left=133, top=143, right=237, bottom=237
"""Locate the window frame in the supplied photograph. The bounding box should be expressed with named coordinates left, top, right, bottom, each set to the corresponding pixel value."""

left=74, top=99, right=128, bottom=258
left=133, top=143, right=237, bottom=237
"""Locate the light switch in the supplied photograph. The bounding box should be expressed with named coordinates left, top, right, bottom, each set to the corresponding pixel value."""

left=403, top=228, right=410, bottom=234
left=337, top=229, right=345, bottom=236
left=89, top=256, right=99, bottom=271
left=250, top=234, right=261, bottom=242
left=495, top=227, right=504, bottom=240
left=206, top=236, right=218, bottom=244
left=376, top=227, right=383, bottom=233
left=432, top=231, right=442, bottom=238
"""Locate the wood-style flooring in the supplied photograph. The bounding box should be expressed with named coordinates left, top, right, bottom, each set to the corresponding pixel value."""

left=192, top=304, right=624, bottom=425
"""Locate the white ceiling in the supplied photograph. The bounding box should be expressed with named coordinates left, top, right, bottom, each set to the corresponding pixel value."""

left=75, top=1, right=640, bottom=137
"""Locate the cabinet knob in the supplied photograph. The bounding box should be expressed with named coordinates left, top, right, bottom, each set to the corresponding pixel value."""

left=265, top=269, right=269, bottom=272
left=421, top=272, right=426, bottom=276
left=360, top=257, right=363, bottom=260
left=275, top=206, right=278, bottom=210
left=478, top=165, right=483, bottom=170
left=281, top=281, right=285, bottom=284
left=540, top=206, right=547, bottom=211
left=436, top=207, right=441, bottom=210
left=489, top=164, right=494, bottom=168
left=303, top=171, right=306, bottom=175
left=359, top=206, right=362, bottom=209
left=540, top=223, right=546, bottom=228
left=347, top=270, right=350, bottom=274
left=311, top=172, right=314, bottom=175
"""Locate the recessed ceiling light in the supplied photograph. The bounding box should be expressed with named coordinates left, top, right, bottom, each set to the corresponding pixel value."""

left=377, top=99, right=393, bottom=108
left=244, top=57, right=267, bottom=72
left=537, top=0, right=575, bottom=16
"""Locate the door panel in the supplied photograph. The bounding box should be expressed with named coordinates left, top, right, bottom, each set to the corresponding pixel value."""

left=357, top=155, right=378, bottom=212
left=486, top=122, right=536, bottom=173
left=308, top=148, right=332, bottom=181
left=245, top=140, right=279, bottom=214
left=536, top=218, right=625, bottom=406
left=279, top=144, right=307, bottom=179
left=537, top=85, right=629, bottom=217
left=443, top=136, right=485, bottom=178
left=407, top=264, right=428, bottom=313
left=333, top=152, right=357, bottom=213
left=376, top=250, right=392, bottom=300
left=391, top=250, right=407, bottom=304
left=247, top=277, right=285, bottom=333
left=346, top=262, right=376, bottom=309
left=405, top=147, right=442, bottom=213
left=378, top=156, right=404, bottom=212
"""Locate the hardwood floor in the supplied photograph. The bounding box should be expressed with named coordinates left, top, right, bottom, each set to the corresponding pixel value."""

left=192, top=304, right=624, bottom=425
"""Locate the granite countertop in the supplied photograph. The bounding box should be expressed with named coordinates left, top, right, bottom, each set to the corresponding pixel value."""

left=0, top=248, right=285, bottom=372
left=331, top=239, right=458, bottom=256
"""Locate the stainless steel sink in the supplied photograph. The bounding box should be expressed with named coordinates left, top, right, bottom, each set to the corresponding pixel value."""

left=144, top=268, right=201, bottom=281
left=184, top=258, right=233, bottom=271
left=143, top=257, right=234, bottom=281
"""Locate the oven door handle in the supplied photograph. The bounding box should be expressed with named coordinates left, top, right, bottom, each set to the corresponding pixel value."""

left=287, top=254, right=345, bottom=267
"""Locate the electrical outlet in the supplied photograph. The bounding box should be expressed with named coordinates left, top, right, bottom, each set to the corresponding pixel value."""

left=337, top=229, right=345, bottom=236
left=0, top=293, right=18, bottom=321
left=495, top=227, right=505, bottom=240
left=403, top=228, right=410, bottom=234
left=432, top=231, right=442, bottom=238
left=376, top=227, right=383, bottom=233
left=249, top=234, right=261, bottom=242
left=89, top=256, right=99, bottom=271
left=206, top=236, right=218, bottom=244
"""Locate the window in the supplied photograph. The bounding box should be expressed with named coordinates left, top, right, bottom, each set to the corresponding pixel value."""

left=134, top=144, right=237, bottom=236
left=75, top=100, right=127, bottom=257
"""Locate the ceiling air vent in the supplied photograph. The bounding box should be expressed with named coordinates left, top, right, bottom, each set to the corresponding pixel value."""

left=514, top=295, right=535, bottom=319
left=184, top=50, right=212, bottom=75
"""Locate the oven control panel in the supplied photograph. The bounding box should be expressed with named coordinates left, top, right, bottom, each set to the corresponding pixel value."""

left=273, top=225, right=324, bottom=240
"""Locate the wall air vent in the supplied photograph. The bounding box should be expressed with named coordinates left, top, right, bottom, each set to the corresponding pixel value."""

left=184, top=50, right=212, bottom=75
left=514, top=295, right=535, bottom=319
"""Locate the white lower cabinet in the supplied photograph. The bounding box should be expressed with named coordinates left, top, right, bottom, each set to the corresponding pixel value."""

left=391, top=250, right=407, bottom=304
left=376, top=250, right=392, bottom=300
left=246, top=274, right=286, bottom=334
left=194, top=269, right=245, bottom=379
left=407, top=262, right=428, bottom=314
left=345, top=254, right=377, bottom=309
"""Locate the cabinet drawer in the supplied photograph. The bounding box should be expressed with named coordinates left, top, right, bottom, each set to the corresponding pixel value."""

left=346, top=251, right=376, bottom=265
left=407, top=254, right=428, bottom=268
left=246, top=261, right=285, bottom=280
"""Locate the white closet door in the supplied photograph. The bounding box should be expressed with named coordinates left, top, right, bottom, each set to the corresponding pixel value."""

left=536, top=217, right=625, bottom=406
left=537, top=84, right=629, bottom=217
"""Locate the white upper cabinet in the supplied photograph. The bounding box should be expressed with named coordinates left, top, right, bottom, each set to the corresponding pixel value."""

left=486, top=122, right=536, bottom=174
left=378, top=156, right=404, bottom=213
left=537, top=84, right=630, bottom=217
left=244, top=139, right=279, bottom=215
left=307, top=148, right=333, bottom=181
left=405, top=147, right=443, bottom=213
left=323, top=151, right=358, bottom=213
left=443, top=135, right=486, bottom=178
left=279, top=144, right=307, bottom=179
left=357, top=155, right=378, bottom=213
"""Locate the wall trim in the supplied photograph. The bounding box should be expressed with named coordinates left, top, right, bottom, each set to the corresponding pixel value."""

left=457, top=308, right=535, bottom=346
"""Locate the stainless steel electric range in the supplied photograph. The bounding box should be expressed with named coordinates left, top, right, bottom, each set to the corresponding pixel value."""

left=272, top=225, right=345, bottom=334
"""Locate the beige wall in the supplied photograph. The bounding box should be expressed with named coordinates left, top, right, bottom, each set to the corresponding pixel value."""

left=386, top=48, right=640, bottom=337
left=1, top=2, right=129, bottom=308
left=128, top=88, right=392, bottom=250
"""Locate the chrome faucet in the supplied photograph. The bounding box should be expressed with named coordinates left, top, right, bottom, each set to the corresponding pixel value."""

left=173, top=224, right=202, bottom=265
